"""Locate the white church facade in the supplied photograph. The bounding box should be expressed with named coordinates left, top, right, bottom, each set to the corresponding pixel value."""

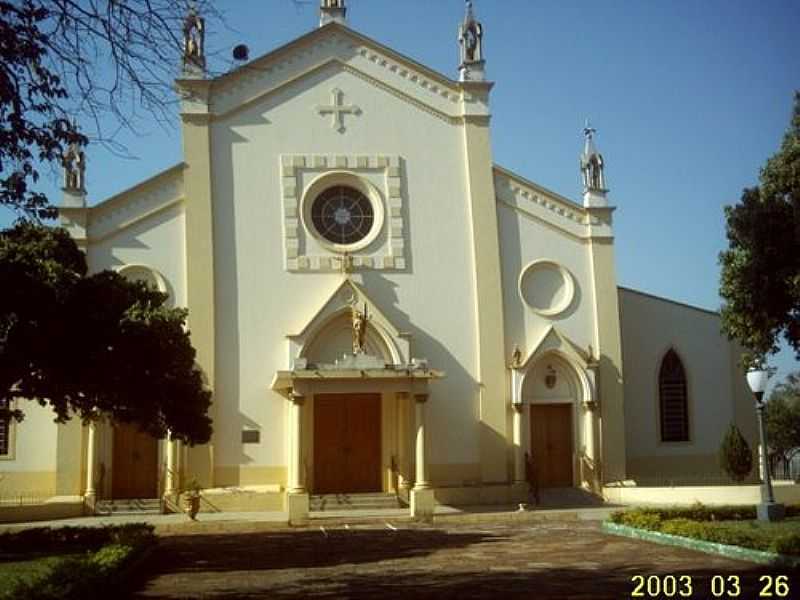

left=1, top=1, right=760, bottom=522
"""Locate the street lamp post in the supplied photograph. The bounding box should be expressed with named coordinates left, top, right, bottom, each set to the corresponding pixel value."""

left=746, top=368, right=785, bottom=522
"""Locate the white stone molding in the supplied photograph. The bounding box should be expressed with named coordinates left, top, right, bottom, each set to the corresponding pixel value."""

left=86, top=165, right=185, bottom=244
left=316, top=87, right=361, bottom=132
left=117, top=264, right=171, bottom=297
left=287, top=278, right=411, bottom=368
left=518, top=259, right=576, bottom=317
left=280, top=154, right=407, bottom=272
left=206, top=28, right=462, bottom=122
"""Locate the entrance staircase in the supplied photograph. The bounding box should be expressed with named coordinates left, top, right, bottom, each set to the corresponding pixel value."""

left=311, top=493, right=405, bottom=512
left=95, top=498, right=163, bottom=516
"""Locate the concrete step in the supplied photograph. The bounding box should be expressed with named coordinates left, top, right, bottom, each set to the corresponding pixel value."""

left=311, top=493, right=405, bottom=511
left=96, top=498, right=163, bottom=515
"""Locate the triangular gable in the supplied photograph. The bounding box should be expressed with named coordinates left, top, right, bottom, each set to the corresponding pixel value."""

left=288, top=278, right=409, bottom=365
left=520, top=325, right=592, bottom=371
left=178, top=23, right=464, bottom=122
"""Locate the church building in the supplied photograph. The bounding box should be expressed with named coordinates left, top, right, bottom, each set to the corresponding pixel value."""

left=1, top=1, right=758, bottom=523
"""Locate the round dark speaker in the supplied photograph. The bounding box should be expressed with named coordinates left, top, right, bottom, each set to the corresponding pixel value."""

left=232, top=44, right=249, bottom=61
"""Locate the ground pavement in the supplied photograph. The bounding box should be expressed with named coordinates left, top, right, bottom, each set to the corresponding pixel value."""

left=130, top=520, right=790, bottom=599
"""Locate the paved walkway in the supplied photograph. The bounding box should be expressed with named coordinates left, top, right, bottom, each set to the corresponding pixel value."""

left=131, top=520, right=787, bottom=599
left=0, top=504, right=616, bottom=533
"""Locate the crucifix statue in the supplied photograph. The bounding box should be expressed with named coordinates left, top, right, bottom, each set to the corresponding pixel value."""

left=351, top=302, right=369, bottom=354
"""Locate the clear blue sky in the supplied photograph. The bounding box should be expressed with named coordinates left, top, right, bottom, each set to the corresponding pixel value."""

left=2, top=0, right=798, bottom=389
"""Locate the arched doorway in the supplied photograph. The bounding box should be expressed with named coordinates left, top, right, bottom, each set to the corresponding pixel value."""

left=302, top=310, right=393, bottom=495
left=522, top=354, right=582, bottom=489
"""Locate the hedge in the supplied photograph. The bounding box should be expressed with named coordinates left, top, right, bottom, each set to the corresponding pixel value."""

left=0, top=525, right=156, bottom=600
left=609, top=504, right=800, bottom=556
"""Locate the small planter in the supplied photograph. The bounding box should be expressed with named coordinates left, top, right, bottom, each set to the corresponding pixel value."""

left=183, top=493, right=200, bottom=520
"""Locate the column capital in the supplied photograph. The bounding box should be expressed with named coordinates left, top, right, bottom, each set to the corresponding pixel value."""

left=290, top=392, right=306, bottom=406
left=512, top=402, right=524, bottom=413
left=396, top=391, right=411, bottom=401
left=582, top=400, right=598, bottom=412
left=414, top=393, right=429, bottom=404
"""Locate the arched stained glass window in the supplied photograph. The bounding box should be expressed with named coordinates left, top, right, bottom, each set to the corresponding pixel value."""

left=659, top=349, right=689, bottom=442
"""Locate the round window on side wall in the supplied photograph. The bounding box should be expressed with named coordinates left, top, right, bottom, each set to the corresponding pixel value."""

left=117, top=264, right=172, bottom=307
left=301, top=172, right=384, bottom=253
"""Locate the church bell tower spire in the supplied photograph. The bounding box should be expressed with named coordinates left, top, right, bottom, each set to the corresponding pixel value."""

left=458, top=1, right=486, bottom=82
left=581, top=120, right=609, bottom=208
left=320, top=0, right=347, bottom=27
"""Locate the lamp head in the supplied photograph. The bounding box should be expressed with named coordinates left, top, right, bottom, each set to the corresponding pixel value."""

left=746, top=368, right=769, bottom=396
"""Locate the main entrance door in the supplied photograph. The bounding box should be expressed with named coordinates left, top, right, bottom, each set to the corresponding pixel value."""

left=112, top=423, right=158, bottom=499
left=530, top=404, right=573, bottom=488
left=314, top=394, right=381, bottom=494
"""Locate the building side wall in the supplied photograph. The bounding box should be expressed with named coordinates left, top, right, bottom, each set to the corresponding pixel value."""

left=618, top=287, right=757, bottom=484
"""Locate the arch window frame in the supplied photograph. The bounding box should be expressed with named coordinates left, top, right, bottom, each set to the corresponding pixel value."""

left=658, top=348, right=690, bottom=443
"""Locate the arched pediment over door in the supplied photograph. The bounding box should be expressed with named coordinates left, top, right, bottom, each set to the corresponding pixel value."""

left=284, top=279, right=411, bottom=370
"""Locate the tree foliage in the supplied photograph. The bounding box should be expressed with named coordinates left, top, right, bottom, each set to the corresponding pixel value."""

left=0, top=0, right=219, bottom=220
left=0, top=222, right=212, bottom=444
left=719, top=423, right=753, bottom=483
left=719, top=92, right=800, bottom=364
left=765, top=371, right=800, bottom=476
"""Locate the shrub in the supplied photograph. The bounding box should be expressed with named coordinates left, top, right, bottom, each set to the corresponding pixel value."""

left=611, top=510, right=663, bottom=530
left=719, top=423, right=753, bottom=482
left=771, top=533, right=800, bottom=556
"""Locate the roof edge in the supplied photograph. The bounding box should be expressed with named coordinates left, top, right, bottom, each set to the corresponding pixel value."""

left=88, top=163, right=185, bottom=215
left=618, top=286, right=720, bottom=317
left=493, top=163, right=584, bottom=213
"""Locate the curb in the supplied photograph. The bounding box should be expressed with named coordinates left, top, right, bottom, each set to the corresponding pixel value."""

left=601, top=521, right=800, bottom=568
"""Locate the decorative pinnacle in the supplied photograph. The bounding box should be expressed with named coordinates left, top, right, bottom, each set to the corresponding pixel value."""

left=583, top=118, right=596, bottom=140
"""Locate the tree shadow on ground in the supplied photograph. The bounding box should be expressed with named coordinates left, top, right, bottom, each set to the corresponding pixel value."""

left=129, top=525, right=798, bottom=600
left=136, top=528, right=496, bottom=575
left=133, top=563, right=794, bottom=600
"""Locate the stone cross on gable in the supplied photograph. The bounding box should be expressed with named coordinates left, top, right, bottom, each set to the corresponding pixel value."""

left=317, top=88, right=360, bottom=133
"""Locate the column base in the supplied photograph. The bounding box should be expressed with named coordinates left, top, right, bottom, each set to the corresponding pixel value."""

left=83, top=492, right=97, bottom=515
left=510, top=481, right=529, bottom=504
left=410, top=487, right=435, bottom=522
left=287, top=492, right=310, bottom=527
left=757, top=502, right=785, bottom=522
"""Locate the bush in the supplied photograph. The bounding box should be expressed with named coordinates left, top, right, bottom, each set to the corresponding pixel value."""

left=0, top=524, right=154, bottom=555
left=771, top=533, right=800, bottom=556
left=719, top=423, right=753, bottom=482
left=0, top=525, right=156, bottom=600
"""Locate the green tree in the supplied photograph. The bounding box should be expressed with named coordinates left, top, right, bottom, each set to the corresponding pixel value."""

left=0, top=0, right=219, bottom=220
left=719, top=92, right=800, bottom=365
left=0, top=222, right=211, bottom=444
left=765, top=372, right=800, bottom=478
left=719, top=423, right=753, bottom=483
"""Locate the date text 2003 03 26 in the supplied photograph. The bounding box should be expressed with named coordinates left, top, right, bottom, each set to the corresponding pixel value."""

left=629, top=574, right=793, bottom=598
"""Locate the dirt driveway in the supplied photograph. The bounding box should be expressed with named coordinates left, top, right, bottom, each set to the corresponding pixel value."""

left=132, top=520, right=791, bottom=599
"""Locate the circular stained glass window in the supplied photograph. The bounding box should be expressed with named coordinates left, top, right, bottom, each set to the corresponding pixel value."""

left=311, top=186, right=375, bottom=246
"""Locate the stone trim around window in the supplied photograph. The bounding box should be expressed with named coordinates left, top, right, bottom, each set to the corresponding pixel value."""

left=280, top=154, right=407, bottom=272
left=0, top=399, right=15, bottom=460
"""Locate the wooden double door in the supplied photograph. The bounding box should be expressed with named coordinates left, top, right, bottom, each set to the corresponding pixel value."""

left=112, top=423, right=159, bottom=499
left=530, top=404, right=574, bottom=488
left=314, top=394, right=382, bottom=494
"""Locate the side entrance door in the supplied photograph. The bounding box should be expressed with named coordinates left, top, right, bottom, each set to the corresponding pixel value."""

left=530, top=403, right=574, bottom=488
left=112, top=423, right=159, bottom=499
left=314, top=394, right=381, bottom=494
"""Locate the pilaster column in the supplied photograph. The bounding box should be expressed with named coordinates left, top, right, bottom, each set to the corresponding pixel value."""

left=84, top=420, right=97, bottom=507
left=396, top=392, right=411, bottom=491
left=164, top=436, right=178, bottom=497
left=583, top=401, right=597, bottom=464
left=413, top=394, right=430, bottom=490
left=288, top=394, right=306, bottom=494
left=512, top=403, right=525, bottom=484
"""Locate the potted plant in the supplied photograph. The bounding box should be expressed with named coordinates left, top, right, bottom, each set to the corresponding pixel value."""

left=182, top=478, right=202, bottom=520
